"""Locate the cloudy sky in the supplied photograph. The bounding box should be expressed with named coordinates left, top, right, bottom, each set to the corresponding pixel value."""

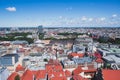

left=0, top=0, right=120, bottom=27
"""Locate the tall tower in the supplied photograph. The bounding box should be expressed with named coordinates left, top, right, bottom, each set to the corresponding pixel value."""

left=38, top=25, right=43, bottom=34
left=32, top=31, right=39, bottom=42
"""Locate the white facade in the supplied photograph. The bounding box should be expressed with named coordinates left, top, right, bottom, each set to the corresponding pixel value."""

left=0, top=67, right=10, bottom=80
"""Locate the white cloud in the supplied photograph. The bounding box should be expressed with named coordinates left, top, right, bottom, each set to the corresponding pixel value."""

left=112, top=14, right=117, bottom=17
left=81, top=16, right=87, bottom=21
left=59, top=16, right=63, bottom=19
left=45, top=14, right=120, bottom=27
left=88, top=18, right=93, bottom=21
left=100, top=17, right=106, bottom=21
left=6, top=7, right=16, bottom=12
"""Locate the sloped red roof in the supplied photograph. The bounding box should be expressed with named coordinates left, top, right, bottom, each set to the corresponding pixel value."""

left=73, top=75, right=88, bottom=80
left=73, top=66, right=83, bottom=75
left=94, top=52, right=102, bottom=58
left=21, top=69, right=34, bottom=80
left=83, top=69, right=96, bottom=73
left=32, top=70, right=38, bottom=76
left=69, top=53, right=84, bottom=58
left=102, top=69, right=120, bottom=80
left=48, top=71, right=65, bottom=78
left=54, top=65, right=63, bottom=71
left=36, top=70, right=46, bottom=79
left=69, top=53, right=78, bottom=56
left=7, top=72, right=18, bottom=80
left=95, top=58, right=103, bottom=63
left=46, top=64, right=63, bottom=73
left=78, top=54, right=84, bottom=57
left=50, top=76, right=67, bottom=80
left=73, top=66, right=96, bottom=75
left=15, top=64, right=25, bottom=72
left=48, top=59, right=61, bottom=65
left=65, top=70, right=71, bottom=77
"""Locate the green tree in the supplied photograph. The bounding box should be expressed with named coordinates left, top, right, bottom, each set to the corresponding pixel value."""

left=14, top=75, right=20, bottom=80
left=39, top=33, right=44, bottom=39
left=44, top=58, right=48, bottom=62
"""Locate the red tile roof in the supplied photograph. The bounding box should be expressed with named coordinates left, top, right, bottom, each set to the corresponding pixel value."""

left=102, top=69, right=120, bottom=80
left=47, top=70, right=69, bottom=80
left=50, top=76, right=67, bottom=80
left=54, top=65, right=63, bottom=71
left=7, top=72, right=18, bottom=80
left=72, top=75, right=88, bottom=80
left=65, top=70, right=71, bottom=77
left=95, top=58, right=103, bottom=63
left=46, top=64, right=63, bottom=73
left=36, top=70, right=46, bottom=80
left=83, top=69, right=96, bottom=73
left=11, top=69, right=46, bottom=80
left=21, top=69, right=34, bottom=80
left=48, top=71, right=65, bottom=78
left=94, top=52, right=102, bottom=58
left=73, top=66, right=83, bottom=75
left=73, top=66, right=96, bottom=75
left=32, top=70, right=37, bottom=76
left=69, top=53, right=84, bottom=58
left=15, top=64, right=25, bottom=72
left=48, top=59, right=61, bottom=65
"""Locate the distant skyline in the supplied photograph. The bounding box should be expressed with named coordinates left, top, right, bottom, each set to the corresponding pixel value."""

left=0, top=0, right=120, bottom=27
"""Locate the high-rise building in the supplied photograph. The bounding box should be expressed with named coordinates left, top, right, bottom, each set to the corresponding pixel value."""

left=38, top=25, right=43, bottom=34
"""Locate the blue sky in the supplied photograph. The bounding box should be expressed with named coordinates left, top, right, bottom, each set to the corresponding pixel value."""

left=0, top=0, right=120, bottom=27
